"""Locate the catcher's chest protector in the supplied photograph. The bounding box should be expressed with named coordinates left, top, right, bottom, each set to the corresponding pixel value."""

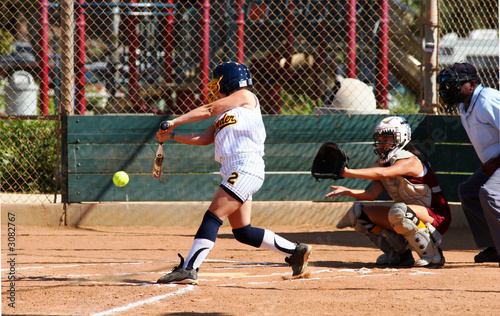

left=377, top=151, right=432, bottom=206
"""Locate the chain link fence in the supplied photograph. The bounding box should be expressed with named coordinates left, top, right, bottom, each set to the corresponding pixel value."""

left=1, top=0, right=498, bottom=202
left=439, top=1, right=499, bottom=94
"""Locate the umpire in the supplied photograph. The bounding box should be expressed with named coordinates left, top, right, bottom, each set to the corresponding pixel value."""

left=437, top=62, right=500, bottom=265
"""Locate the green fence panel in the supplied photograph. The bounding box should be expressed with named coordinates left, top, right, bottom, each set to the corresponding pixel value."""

left=66, top=114, right=476, bottom=202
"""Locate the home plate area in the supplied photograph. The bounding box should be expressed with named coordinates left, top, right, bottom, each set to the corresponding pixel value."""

left=1, top=225, right=499, bottom=316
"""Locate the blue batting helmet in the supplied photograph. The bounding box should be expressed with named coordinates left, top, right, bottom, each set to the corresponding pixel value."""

left=207, top=62, right=252, bottom=103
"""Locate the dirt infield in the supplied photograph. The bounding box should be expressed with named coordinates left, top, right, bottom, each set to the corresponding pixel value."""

left=1, top=224, right=499, bottom=316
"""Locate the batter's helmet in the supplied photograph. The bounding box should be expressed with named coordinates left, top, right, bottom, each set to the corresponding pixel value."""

left=207, top=62, right=252, bottom=103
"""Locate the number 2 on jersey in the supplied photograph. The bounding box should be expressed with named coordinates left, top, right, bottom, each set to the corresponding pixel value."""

left=227, top=172, right=239, bottom=185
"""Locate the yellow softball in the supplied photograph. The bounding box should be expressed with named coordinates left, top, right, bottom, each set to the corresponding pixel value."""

left=113, top=171, right=129, bottom=187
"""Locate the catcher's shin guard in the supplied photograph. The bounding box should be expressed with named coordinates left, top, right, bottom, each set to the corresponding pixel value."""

left=349, top=203, right=408, bottom=264
left=388, top=203, right=443, bottom=265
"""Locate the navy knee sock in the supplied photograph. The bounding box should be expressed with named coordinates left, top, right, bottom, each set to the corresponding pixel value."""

left=232, top=224, right=265, bottom=248
left=184, top=210, right=223, bottom=270
left=195, top=210, right=223, bottom=241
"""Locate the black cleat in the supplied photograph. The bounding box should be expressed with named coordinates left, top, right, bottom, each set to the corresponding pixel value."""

left=157, top=253, right=198, bottom=285
left=285, top=243, right=312, bottom=276
left=376, top=249, right=415, bottom=267
left=474, top=247, right=500, bottom=263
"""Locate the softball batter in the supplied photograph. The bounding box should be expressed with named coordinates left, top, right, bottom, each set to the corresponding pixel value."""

left=326, top=116, right=451, bottom=267
left=155, top=62, right=312, bottom=284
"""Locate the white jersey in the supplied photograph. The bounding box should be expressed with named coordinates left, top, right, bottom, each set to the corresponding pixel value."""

left=213, top=94, right=266, bottom=163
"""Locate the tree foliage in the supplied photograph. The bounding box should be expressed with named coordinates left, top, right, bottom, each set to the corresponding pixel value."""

left=0, top=120, right=58, bottom=194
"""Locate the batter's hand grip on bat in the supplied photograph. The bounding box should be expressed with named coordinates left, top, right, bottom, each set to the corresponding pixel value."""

left=160, top=121, right=170, bottom=131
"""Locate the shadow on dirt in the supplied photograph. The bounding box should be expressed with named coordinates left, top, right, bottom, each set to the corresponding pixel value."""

left=218, top=227, right=477, bottom=251
left=163, top=313, right=231, bottom=316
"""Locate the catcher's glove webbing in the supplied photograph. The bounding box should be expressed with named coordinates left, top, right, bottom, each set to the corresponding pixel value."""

left=311, top=142, right=349, bottom=181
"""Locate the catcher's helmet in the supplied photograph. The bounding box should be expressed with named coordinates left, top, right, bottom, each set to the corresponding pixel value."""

left=372, top=116, right=411, bottom=163
left=207, top=62, right=253, bottom=103
left=437, top=63, right=480, bottom=110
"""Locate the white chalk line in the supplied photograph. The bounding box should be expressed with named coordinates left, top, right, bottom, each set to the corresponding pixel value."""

left=2, top=259, right=434, bottom=283
left=0, top=259, right=286, bottom=285
left=0, top=260, right=173, bottom=272
left=215, top=267, right=435, bottom=286
left=0, top=258, right=266, bottom=273
left=91, top=285, right=195, bottom=316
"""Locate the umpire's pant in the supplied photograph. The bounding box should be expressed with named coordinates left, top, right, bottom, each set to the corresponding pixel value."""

left=458, top=168, right=500, bottom=250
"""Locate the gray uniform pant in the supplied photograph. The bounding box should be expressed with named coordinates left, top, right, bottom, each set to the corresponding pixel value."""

left=458, top=168, right=500, bottom=249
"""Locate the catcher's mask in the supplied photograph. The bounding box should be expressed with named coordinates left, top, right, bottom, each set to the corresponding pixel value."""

left=372, top=116, right=411, bottom=163
left=207, top=62, right=253, bottom=103
left=437, top=63, right=480, bottom=111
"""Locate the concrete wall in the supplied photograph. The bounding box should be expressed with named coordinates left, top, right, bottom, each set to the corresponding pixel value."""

left=1, top=201, right=467, bottom=228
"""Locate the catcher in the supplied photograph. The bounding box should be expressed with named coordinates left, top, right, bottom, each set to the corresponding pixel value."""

left=313, top=116, right=451, bottom=267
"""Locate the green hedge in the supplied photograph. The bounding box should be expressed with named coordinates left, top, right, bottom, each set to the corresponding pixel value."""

left=0, top=120, right=58, bottom=194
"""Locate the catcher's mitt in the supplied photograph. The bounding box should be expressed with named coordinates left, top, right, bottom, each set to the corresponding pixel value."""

left=311, top=142, right=349, bottom=181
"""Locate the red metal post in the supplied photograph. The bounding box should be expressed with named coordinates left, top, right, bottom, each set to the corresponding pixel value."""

left=127, top=0, right=140, bottom=109
left=75, top=0, right=86, bottom=114
left=162, top=0, right=174, bottom=84
left=376, top=0, right=389, bottom=109
left=346, top=0, right=357, bottom=78
left=200, top=0, right=211, bottom=102
left=236, top=0, right=245, bottom=63
left=39, top=0, right=50, bottom=115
